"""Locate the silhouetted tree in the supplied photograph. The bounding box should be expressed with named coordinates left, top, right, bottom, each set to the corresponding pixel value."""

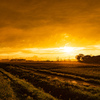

left=75, top=54, right=84, bottom=62
left=82, top=55, right=91, bottom=62
left=76, top=54, right=100, bottom=64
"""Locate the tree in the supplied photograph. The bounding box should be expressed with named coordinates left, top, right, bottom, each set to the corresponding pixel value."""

left=75, top=54, right=84, bottom=61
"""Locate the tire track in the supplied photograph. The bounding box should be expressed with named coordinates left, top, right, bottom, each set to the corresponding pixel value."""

left=8, top=65, right=100, bottom=88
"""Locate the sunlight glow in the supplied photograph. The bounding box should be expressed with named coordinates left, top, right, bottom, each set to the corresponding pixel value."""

left=63, top=46, right=74, bottom=53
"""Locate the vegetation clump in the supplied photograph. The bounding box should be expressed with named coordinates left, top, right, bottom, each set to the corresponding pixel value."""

left=76, top=54, right=100, bottom=64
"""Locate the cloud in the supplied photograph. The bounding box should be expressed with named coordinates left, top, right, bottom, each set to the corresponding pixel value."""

left=0, top=0, right=100, bottom=29
left=0, top=0, right=99, bottom=49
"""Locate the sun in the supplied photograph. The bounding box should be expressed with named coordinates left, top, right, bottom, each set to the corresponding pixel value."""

left=63, top=46, right=74, bottom=53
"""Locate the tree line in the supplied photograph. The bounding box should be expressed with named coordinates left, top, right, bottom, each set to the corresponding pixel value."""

left=76, top=54, right=100, bottom=64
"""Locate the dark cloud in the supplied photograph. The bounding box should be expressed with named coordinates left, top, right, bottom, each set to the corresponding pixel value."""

left=0, top=0, right=99, bottom=29
left=0, top=0, right=100, bottom=48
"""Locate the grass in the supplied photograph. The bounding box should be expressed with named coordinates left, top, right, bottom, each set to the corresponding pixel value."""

left=1, top=64, right=100, bottom=100
left=8, top=61, right=100, bottom=79
left=0, top=72, right=17, bottom=100
left=3, top=64, right=100, bottom=85
left=35, top=69, right=100, bottom=84
left=0, top=62, right=100, bottom=100
left=0, top=68, right=57, bottom=100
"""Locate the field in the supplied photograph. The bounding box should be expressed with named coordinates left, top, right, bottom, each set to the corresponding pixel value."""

left=0, top=61, right=100, bottom=100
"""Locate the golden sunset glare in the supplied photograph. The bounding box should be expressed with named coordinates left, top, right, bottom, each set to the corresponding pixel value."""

left=0, top=0, right=99, bottom=61
left=63, top=46, right=74, bottom=53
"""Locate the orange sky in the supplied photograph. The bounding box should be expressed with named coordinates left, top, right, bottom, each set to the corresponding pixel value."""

left=0, top=0, right=100, bottom=60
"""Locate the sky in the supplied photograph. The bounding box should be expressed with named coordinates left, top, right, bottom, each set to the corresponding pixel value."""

left=0, top=0, right=100, bottom=60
